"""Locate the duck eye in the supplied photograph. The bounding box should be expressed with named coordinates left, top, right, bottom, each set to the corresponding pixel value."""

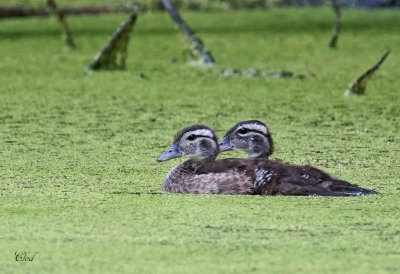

left=238, top=128, right=248, bottom=135
left=187, top=134, right=196, bottom=141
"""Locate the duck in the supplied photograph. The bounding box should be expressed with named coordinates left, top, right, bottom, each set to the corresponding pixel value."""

left=157, top=124, right=378, bottom=196
left=218, top=120, right=378, bottom=195
left=157, top=125, right=254, bottom=194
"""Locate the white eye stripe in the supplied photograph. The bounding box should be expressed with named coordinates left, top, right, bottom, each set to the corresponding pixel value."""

left=241, top=124, right=268, bottom=134
left=182, top=129, right=214, bottom=140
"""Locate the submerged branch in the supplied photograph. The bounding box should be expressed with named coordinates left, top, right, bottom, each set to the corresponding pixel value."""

left=46, top=0, right=76, bottom=50
left=345, top=50, right=390, bottom=95
left=160, top=0, right=215, bottom=66
left=86, top=12, right=138, bottom=71
left=217, top=68, right=307, bottom=79
left=328, top=0, right=341, bottom=48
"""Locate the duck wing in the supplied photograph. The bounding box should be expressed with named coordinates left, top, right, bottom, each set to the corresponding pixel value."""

left=317, top=179, right=379, bottom=196
left=195, top=158, right=378, bottom=196
left=195, top=158, right=334, bottom=196
left=251, top=159, right=378, bottom=196
left=284, top=163, right=378, bottom=195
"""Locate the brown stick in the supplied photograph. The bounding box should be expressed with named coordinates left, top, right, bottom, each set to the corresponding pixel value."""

left=46, top=0, right=76, bottom=49
left=328, top=0, right=341, bottom=48
left=86, top=12, right=138, bottom=71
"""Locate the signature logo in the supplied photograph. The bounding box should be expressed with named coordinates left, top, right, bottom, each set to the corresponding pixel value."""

left=15, top=251, right=38, bottom=261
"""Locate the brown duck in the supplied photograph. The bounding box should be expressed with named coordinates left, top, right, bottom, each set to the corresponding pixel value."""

left=218, top=120, right=378, bottom=196
left=157, top=125, right=254, bottom=194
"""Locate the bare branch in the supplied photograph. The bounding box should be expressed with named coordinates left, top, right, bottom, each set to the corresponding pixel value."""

left=86, top=12, right=138, bottom=71
left=46, top=0, right=76, bottom=50
left=328, top=0, right=341, bottom=48
left=160, top=0, right=215, bottom=66
left=345, top=50, right=390, bottom=95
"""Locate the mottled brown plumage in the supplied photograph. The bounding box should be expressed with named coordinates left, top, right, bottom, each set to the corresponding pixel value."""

left=163, top=160, right=254, bottom=194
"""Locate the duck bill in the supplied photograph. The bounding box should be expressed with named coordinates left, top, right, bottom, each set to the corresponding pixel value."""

left=218, top=136, right=233, bottom=152
left=157, top=143, right=181, bottom=162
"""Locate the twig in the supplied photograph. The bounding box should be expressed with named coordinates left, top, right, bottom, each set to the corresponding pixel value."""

left=345, top=50, right=390, bottom=95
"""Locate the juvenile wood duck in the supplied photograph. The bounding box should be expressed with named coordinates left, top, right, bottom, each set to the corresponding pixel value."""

left=157, top=125, right=253, bottom=194
left=218, top=120, right=378, bottom=195
left=157, top=124, right=378, bottom=196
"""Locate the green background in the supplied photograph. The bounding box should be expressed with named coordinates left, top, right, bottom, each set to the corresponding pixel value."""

left=1, top=7, right=399, bottom=273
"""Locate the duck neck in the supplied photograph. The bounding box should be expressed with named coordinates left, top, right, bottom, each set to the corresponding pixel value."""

left=249, top=151, right=270, bottom=158
left=189, top=155, right=216, bottom=165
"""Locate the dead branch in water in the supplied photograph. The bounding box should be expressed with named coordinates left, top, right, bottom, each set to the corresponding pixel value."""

left=46, top=0, right=76, bottom=50
left=85, top=12, right=138, bottom=71
left=328, top=0, right=341, bottom=48
left=345, top=50, right=390, bottom=95
left=160, top=0, right=215, bottom=66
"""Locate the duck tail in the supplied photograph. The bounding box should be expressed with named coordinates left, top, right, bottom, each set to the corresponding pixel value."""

left=328, top=179, right=379, bottom=196
left=344, top=187, right=379, bottom=196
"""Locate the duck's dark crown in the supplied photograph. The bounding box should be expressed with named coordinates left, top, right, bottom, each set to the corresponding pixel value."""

left=173, top=124, right=217, bottom=144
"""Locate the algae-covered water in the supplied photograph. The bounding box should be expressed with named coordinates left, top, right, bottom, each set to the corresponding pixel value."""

left=1, top=8, right=399, bottom=273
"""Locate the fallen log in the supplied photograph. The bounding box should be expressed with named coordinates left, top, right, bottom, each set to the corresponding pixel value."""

left=0, top=5, right=129, bottom=19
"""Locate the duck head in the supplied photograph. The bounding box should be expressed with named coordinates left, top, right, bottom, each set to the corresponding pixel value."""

left=157, top=125, right=219, bottom=162
left=219, top=120, right=273, bottom=158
